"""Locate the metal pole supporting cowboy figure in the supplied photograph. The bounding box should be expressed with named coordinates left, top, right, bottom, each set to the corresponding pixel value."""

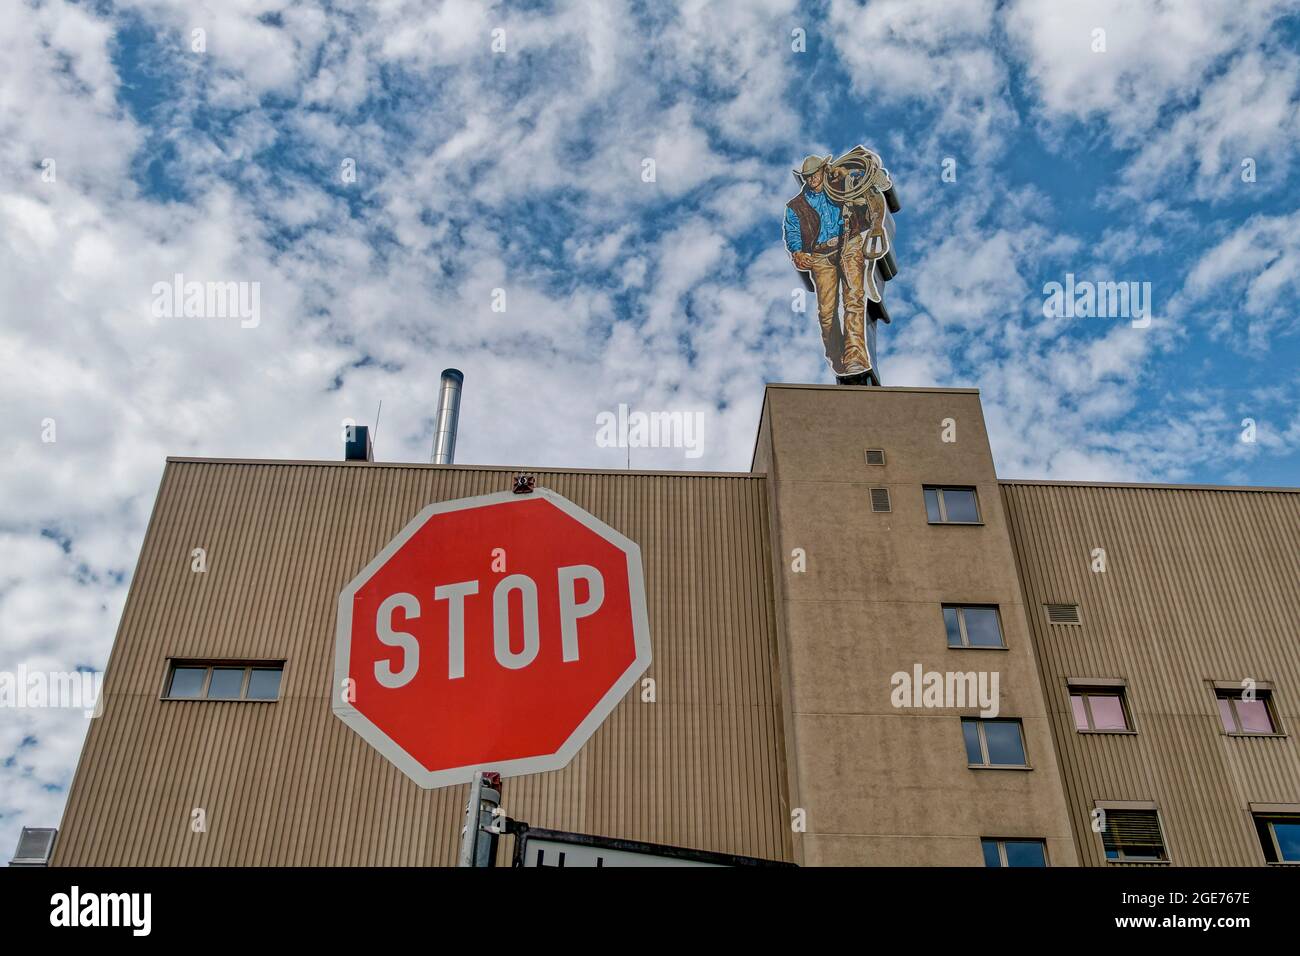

left=784, top=147, right=901, bottom=386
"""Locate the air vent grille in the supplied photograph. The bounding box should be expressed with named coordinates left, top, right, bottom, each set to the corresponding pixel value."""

left=1045, top=603, right=1081, bottom=625
left=869, top=488, right=892, bottom=513
left=865, top=448, right=886, bottom=466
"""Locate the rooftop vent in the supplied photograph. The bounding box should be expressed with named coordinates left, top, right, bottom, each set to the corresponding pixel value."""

left=865, top=449, right=886, bottom=466
left=431, top=368, right=464, bottom=465
left=344, top=425, right=372, bottom=462
left=869, top=487, right=892, bottom=513
left=9, top=827, right=56, bottom=866
left=1045, top=603, right=1081, bottom=625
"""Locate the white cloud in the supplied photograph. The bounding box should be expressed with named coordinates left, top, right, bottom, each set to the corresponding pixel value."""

left=1120, top=51, right=1300, bottom=201
left=1004, top=0, right=1293, bottom=132
left=1005, top=0, right=1300, bottom=201
left=1181, top=208, right=1300, bottom=350
left=827, top=0, right=1017, bottom=163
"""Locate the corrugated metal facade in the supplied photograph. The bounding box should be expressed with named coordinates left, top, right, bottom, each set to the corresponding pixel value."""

left=1000, top=481, right=1300, bottom=865
left=51, top=460, right=792, bottom=866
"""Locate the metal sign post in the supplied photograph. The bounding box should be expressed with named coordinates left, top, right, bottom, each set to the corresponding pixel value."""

left=457, top=771, right=501, bottom=867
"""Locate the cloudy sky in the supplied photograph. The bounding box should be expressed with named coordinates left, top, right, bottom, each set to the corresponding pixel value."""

left=2, top=0, right=1299, bottom=856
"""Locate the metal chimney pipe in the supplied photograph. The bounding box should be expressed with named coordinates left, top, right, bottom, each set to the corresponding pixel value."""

left=431, top=368, right=464, bottom=464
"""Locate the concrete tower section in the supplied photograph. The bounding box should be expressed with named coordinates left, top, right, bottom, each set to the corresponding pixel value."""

left=752, top=383, right=1080, bottom=866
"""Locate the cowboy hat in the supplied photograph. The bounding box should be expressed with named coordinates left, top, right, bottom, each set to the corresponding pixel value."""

left=794, top=154, right=832, bottom=178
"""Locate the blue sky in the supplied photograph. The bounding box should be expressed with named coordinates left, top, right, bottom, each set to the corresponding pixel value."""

left=1, top=0, right=1298, bottom=856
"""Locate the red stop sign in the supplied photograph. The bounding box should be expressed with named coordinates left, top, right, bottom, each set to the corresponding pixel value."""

left=332, top=487, right=651, bottom=789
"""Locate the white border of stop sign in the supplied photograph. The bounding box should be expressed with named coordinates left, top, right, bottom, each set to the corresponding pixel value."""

left=332, top=486, right=652, bottom=789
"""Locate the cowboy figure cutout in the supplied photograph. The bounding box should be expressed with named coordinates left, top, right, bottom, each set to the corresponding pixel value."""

left=783, top=146, right=901, bottom=385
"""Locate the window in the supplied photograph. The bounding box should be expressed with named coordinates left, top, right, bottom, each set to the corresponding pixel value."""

left=207, top=667, right=245, bottom=699
left=164, top=661, right=284, bottom=701
left=1069, top=685, right=1133, bottom=732
left=865, top=448, right=886, bottom=466
left=247, top=667, right=283, bottom=700
left=1215, top=687, right=1279, bottom=734
left=923, top=486, right=980, bottom=524
left=1254, top=814, right=1300, bottom=864
left=166, top=666, right=207, bottom=698
left=943, top=605, right=1005, bottom=648
left=982, top=838, right=1047, bottom=867
left=962, top=718, right=1028, bottom=768
left=1098, top=807, right=1167, bottom=862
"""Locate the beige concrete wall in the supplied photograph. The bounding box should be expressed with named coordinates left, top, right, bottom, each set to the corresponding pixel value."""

left=757, top=384, right=1079, bottom=865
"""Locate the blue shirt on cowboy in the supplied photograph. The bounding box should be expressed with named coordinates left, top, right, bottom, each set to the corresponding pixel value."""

left=783, top=187, right=845, bottom=252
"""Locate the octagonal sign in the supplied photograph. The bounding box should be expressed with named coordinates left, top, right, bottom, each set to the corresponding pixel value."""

left=332, top=487, right=651, bottom=789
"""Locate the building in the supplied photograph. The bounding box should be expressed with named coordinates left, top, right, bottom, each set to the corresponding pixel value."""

left=43, top=384, right=1300, bottom=866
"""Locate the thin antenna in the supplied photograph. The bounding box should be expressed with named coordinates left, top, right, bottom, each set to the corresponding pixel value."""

left=371, top=401, right=383, bottom=449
